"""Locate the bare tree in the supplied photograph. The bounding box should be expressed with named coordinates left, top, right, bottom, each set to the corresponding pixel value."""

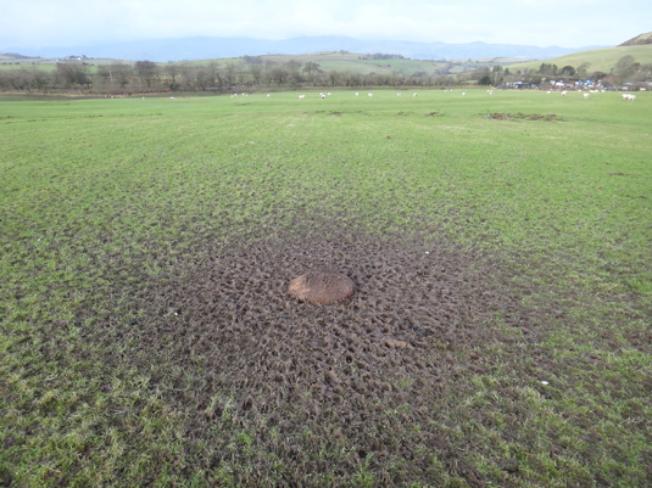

left=134, top=60, right=159, bottom=90
left=55, top=63, right=90, bottom=88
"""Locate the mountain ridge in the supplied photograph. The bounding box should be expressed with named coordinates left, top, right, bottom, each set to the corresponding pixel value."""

left=2, top=35, right=601, bottom=62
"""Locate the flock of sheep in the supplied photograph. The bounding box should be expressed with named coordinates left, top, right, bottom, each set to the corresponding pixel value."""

left=296, top=90, right=467, bottom=99
left=222, top=89, right=639, bottom=101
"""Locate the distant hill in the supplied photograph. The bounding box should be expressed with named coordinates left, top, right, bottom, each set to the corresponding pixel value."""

left=197, top=51, right=511, bottom=76
left=508, top=44, right=652, bottom=74
left=0, top=52, right=40, bottom=60
left=620, top=32, right=652, bottom=46
left=0, top=50, right=499, bottom=77
left=2, top=36, right=597, bottom=62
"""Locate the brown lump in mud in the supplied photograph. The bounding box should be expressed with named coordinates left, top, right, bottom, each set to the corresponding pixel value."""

left=288, top=271, right=354, bottom=304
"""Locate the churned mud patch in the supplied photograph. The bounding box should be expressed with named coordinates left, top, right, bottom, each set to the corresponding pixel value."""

left=487, top=112, right=560, bottom=121
left=88, top=227, right=539, bottom=483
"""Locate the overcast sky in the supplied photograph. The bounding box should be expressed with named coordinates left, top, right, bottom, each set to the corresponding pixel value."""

left=1, top=0, right=650, bottom=49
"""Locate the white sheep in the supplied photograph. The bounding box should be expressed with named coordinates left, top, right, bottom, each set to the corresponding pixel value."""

left=298, top=94, right=305, bottom=100
left=355, top=92, right=359, bottom=96
left=320, top=92, right=326, bottom=99
left=368, top=92, right=373, bottom=97
left=583, top=93, right=590, bottom=98
left=561, top=90, right=568, bottom=96
left=622, top=93, right=636, bottom=101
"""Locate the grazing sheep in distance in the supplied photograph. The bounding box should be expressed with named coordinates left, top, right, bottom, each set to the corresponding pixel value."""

left=583, top=93, right=590, bottom=98
left=355, top=92, right=359, bottom=96
left=320, top=92, right=326, bottom=99
left=561, top=90, right=568, bottom=96
left=622, top=93, right=637, bottom=101
left=368, top=92, right=373, bottom=97
left=298, top=94, right=305, bottom=100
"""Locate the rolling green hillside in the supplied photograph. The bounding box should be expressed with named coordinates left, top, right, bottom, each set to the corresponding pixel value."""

left=0, top=51, right=496, bottom=76
left=255, top=52, right=448, bottom=75
left=181, top=51, right=493, bottom=76
left=508, top=44, right=652, bottom=73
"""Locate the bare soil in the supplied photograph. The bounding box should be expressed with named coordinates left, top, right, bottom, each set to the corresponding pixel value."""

left=87, top=228, right=539, bottom=483
left=487, top=112, right=560, bottom=121
left=288, top=271, right=355, bottom=304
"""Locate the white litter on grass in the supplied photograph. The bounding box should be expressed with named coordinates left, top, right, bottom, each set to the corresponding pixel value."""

left=540, top=380, right=549, bottom=386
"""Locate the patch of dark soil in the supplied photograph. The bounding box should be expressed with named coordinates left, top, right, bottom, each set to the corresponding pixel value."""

left=86, top=228, right=537, bottom=484
left=487, top=112, right=559, bottom=121
left=308, top=110, right=370, bottom=117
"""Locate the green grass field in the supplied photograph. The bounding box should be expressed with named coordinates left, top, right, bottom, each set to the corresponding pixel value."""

left=509, top=44, right=652, bottom=73
left=1, top=89, right=651, bottom=487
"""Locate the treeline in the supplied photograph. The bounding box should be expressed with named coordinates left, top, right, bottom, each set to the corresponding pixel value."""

left=2, top=55, right=649, bottom=94
left=0, top=58, right=477, bottom=94
left=512, top=55, right=652, bottom=85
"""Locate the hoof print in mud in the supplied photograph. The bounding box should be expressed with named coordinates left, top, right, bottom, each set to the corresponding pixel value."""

left=288, top=271, right=355, bottom=305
